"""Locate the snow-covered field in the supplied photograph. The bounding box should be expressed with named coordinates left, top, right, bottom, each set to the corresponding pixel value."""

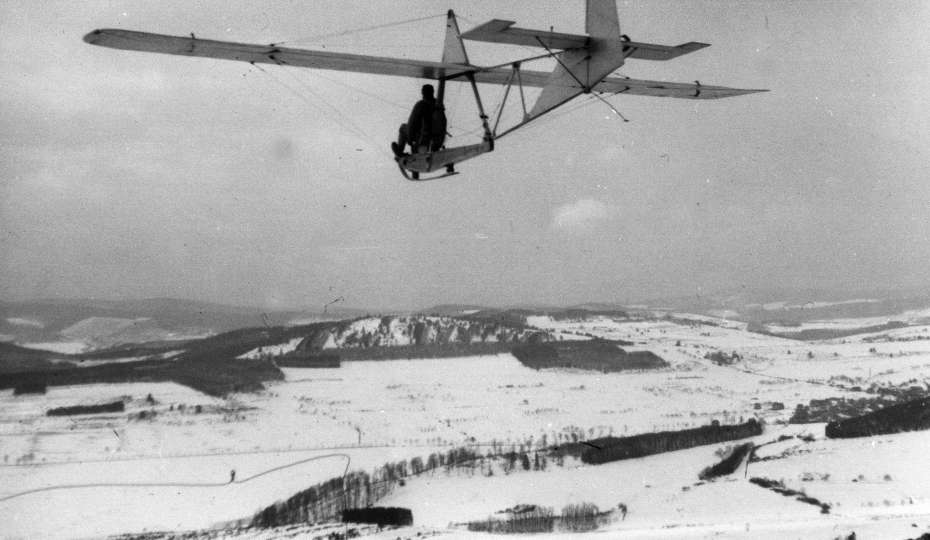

left=3, top=313, right=930, bottom=539
left=18, top=341, right=90, bottom=354
left=760, top=307, right=930, bottom=334
left=237, top=338, right=305, bottom=360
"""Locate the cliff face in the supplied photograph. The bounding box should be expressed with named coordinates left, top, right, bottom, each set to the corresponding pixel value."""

left=298, top=316, right=548, bottom=352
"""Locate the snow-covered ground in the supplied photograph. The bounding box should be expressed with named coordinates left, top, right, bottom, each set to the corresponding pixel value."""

left=237, top=338, right=305, bottom=360
left=380, top=425, right=930, bottom=539
left=762, top=307, right=930, bottom=334
left=5, top=317, right=45, bottom=328
left=3, top=313, right=930, bottom=539
left=18, top=341, right=89, bottom=354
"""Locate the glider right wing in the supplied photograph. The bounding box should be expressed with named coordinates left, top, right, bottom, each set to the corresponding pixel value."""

left=472, top=69, right=767, bottom=100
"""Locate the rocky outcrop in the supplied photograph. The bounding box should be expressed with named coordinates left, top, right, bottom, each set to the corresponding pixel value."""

left=297, top=315, right=549, bottom=353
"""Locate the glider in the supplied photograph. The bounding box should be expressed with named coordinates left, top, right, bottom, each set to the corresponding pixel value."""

left=84, top=0, right=766, bottom=180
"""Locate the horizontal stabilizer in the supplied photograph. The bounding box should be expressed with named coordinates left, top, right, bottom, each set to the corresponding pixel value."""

left=624, top=41, right=710, bottom=61
left=461, top=19, right=589, bottom=50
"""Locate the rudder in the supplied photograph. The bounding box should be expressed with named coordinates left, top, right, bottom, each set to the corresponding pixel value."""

left=442, top=10, right=469, bottom=64
left=586, top=0, right=620, bottom=40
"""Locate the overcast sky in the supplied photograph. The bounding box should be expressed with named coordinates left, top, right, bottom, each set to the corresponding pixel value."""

left=2, top=1, right=928, bottom=310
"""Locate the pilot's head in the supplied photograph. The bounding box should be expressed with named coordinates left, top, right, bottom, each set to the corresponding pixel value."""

left=422, top=84, right=435, bottom=99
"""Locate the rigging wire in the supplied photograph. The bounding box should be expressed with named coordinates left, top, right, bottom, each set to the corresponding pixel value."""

left=443, top=79, right=481, bottom=138
left=308, top=70, right=409, bottom=112
left=251, top=12, right=622, bottom=155
left=251, top=62, right=381, bottom=153
left=271, top=13, right=446, bottom=46
left=284, top=67, right=383, bottom=152
left=592, top=92, right=630, bottom=122
left=502, top=93, right=600, bottom=138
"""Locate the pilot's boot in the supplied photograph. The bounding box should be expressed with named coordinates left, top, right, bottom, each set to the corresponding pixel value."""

left=393, top=124, right=409, bottom=157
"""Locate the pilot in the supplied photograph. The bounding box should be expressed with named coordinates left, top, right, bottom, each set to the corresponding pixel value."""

left=392, top=84, right=444, bottom=156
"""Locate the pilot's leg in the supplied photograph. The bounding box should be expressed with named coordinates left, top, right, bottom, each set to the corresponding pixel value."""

left=392, top=124, right=409, bottom=157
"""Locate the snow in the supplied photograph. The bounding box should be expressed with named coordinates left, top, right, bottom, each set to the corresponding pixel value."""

left=18, top=341, right=89, bottom=354
left=3, top=312, right=930, bottom=538
left=67, top=350, right=183, bottom=367
left=764, top=307, right=930, bottom=334
left=59, top=316, right=150, bottom=339
left=1, top=450, right=354, bottom=539
left=756, top=299, right=881, bottom=311
left=237, top=338, right=304, bottom=360
left=379, top=426, right=930, bottom=539
left=5, top=317, right=45, bottom=328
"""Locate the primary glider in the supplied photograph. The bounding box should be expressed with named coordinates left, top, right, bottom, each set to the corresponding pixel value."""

left=84, top=0, right=766, bottom=181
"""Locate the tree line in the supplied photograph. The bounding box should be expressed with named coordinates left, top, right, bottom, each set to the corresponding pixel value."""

left=826, top=396, right=930, bottom=438
left=466, top=502, right=619, bottom=534
left=580, top=419, right=762, bottom=465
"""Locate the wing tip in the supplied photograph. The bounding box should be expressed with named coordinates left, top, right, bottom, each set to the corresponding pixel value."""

left=707, top=88, right=769, bottom=99
left=83, top=29, right=104, bottom=44
left=681, top=41, right=711, bottom=50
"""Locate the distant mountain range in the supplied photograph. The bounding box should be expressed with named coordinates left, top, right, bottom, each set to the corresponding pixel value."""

left=0, top=298, right=367, bottom=351
left=621, top=287, right=930, bottom=324
left=3, top=288, right=930, bottom=352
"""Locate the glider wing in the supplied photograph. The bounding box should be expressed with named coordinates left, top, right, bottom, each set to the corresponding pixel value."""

left=84, top=29, right=471, bottom=79
left=472, top=69, right=766, bottom=100
left=594, top=76, right=767, bottom=99
left=84, top=30, right=765, bottom=99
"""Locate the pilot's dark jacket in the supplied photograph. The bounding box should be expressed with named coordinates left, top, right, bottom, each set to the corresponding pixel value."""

left=407, top=96, right=436, bottom=146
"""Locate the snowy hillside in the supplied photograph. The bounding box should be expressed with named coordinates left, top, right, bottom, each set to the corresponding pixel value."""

left=301, top=315, right=546, bottom=350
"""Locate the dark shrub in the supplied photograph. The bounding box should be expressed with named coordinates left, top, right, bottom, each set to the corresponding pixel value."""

left=826, top=397, right=930, bottom=438
left=580, top=420, right=762, bottom=465
left=560, top=502, right=600, bottom=532
left=699, top=442, right=753, bottom=480
left=276, top=354, right=340, bottom=368
left=13, top=382, right=46, bottom=395
left=47, top=400, right=124, bottom=416
left=343, top=507, right=412, bottom=527
left=467, top=506, right=555, bottom=534
left=512, top=340, right=667, bottom=372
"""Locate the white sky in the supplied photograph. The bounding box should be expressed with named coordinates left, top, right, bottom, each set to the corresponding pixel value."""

left=2, top=1, right=929, bottom=310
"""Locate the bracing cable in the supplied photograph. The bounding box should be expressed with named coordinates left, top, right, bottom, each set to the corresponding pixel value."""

left=271, top=13, right=446, bottom=46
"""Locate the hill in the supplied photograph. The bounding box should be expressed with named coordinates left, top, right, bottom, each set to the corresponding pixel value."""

left=0, top=298, right=364, bottom=351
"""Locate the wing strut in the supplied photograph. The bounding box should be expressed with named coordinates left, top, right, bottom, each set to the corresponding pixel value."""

left=467, top=72, right=493, bottom=145
left=491, top=63, right=533, bottom=138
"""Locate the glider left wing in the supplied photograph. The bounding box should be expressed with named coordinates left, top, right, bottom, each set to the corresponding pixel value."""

left=84, top=29, right=471, bottom=80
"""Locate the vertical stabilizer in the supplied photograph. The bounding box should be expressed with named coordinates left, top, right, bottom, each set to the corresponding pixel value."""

left=526, top=0, right=625, bottom=121
left=586, top=0, right=620, bottom=40
left=442, top=10, right=469, bottom=65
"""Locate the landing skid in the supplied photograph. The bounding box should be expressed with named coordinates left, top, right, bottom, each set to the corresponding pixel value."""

left=397, top=162, right=459, bottom=181
left=394, top=139, right=493, bottom=182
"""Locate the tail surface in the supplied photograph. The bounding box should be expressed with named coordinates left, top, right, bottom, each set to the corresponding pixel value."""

left=442, top=10, right=469, bottom=65
left=586, top=0, right=620, bottom=41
